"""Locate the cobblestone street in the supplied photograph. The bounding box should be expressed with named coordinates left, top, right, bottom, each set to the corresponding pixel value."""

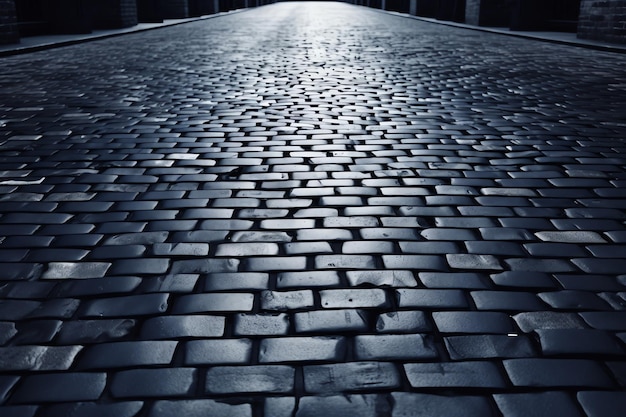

left=1, top=1, right=626, bottom=416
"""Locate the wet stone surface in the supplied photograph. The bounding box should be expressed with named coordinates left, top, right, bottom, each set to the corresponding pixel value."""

left=1, top=1, right=626, bottom=415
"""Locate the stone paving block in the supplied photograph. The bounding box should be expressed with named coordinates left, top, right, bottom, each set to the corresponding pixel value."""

left=535, top=230, right=607, bottom=243
left=606, top=361, right=626, bottom=388
left=420, top=228, right=477, bottom=241
left=471, top=291, right=547, bottom=311
left=174, top=293, right=254, bottom=313
left=320, top=289, right=388, bottom=308
left=78, top=341, right=176, bottom=369
left=493, top=392, right=584, bottom=417
left=503, top=358, right=614, bottom=388
left=246, top=256, right=307, bottom=272
left=297, top=228, right=353, bottom=241
left=204, top=272, right=269, bottom=291
left=103, top=231, right=169, bottom=246
left=376, top=311, right=430, bottom=333
left=277, top=271, right=341, bottom=288
left=0, top=300, right=41, bottom=321
left=0, top=281, right=53, bottom=300
left=444, top=334, right=536, bottom=360
left=0, top=263, right=44, bottom=281
left=0, top=345, right=82, bottom=371
left=205, top=365, right=294, bottom=394
left=346, top=270, right=418, bottom=287
left=433, top=311, right=516, bottom=334
left=537, top=329, right=624, bottom=355
left=504, top=258, right=576, bottom=273
left=111, top=368, right=196, bottom=398
left=538, top=290, right=611, bottom=310
left=259, top=336, right=346, bottom=363
left=295, top=309, right=368, bottom=333
left=355, top=334, right=437, bottom=360
left=10, top=320, right=60, bottom=345
left=479, top=227, right=535, bottom=241
left=304, top=362, right=400, bottom=393
left=283, top=241, right=333, bottom=256
left=579, top=312, right=626, bottom=331
left=404, top=362, right=506, bottom=389
left=39, top=402, right=143, bottom=417
left=382, top=255, right=447, bottom=271
left=57, top=319, right=136, bottom=344
left=173, top=230, right=230, bottom=244
left=295, top=394, right=389, bottom=417
left=234, top=313, right=290, bottom=336
left=513, top=311, right=587, bottom=332
left=53, top=276, right=142, bottom=297
left=42, top=262, right=111, bottom=279
left=140, top=274, right=198, bottom=293
left=149, top=400, right=251, bottom=417
left=524, top=242, right=588, bottom=257
left=392, top=392, right=496, bottom=417
left=577, top=391, right=626, bottom=417
left=555, top=274, right=624, bottom=292
left=27, top=298, right=80, bottom=319
left=315, top=254, right=377, bottom=269
left=0, top=322, right=17, bottom=344
left=11, top=373, right=106, bottom=403
left=80, top=293, right=169, bottom=318
left=109, top=258, right=170, bottom=275
left=261, top=290, right=314, bottom=311
left=264, top=397, right=295, bottom=417
left=185, top=339, right=252, bottom=365
left=490, top=271, right=557, bottom=289
left=88, top=245, right=147, bottom=260
left=141, top=315, right=225, bottom=339
left=418, top=272, right=490, bottom=289
left=152, top=243, right=209, bottom=257
left=397, top=289, right=467, bottom=309
left=572, top=258, right=626, bottom=274
left=400, top=241, right=461, bottom=255
left=447, top=253, right=504, bottom=271
left=0, top=406, right=37, bottom=417
left=342, top=240, right=395, bottom=254
left=215, top=242, right=279, bottom=257
left=361, top=227, right=421, bottom=240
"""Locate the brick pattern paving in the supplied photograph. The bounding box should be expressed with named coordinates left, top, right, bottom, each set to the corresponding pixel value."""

left=1, top=2, right=626, bottom=416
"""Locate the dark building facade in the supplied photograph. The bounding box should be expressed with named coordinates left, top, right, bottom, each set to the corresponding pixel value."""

left=0, top=0, right=19, bottom=44
left=1, top=0, right=625, bottom=45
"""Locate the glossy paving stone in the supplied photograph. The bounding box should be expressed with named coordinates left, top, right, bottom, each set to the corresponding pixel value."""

left=10, top=373, right=107, bottom=403
left=404, top=362, right=507, bottom=388
left=503, top=358, right=614, bottom=388
left=493, top=392, right=585, bottom=417
left=149, top=400, right=251, bottom=417
left=1, top=0, right=626, bottom=413
left=205, top=365, right=295, bottom=394
left=303, top=362, right=400, bottom=393
left=110, top=368, right=196, bottom=398
left=39, top=402, right=144, bottom=417
left=392, top=392, right=496, bottom=417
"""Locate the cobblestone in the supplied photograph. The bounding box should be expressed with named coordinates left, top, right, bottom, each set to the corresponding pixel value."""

left=1, top=0, right=626, bottom=413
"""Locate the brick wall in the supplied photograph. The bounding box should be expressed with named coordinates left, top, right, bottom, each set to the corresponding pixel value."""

left=93, top=0, right=138, bottom=29
left=578, top=0, right=626, bottom=44
left=0, top=0, right=19, bottom=44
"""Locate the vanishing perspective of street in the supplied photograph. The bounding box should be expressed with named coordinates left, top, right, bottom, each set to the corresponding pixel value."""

left=1, top=2, right=626, bottom=416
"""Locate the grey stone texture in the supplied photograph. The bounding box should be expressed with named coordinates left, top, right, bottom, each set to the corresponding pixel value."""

left=0, top=1, right=625, bottom=415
